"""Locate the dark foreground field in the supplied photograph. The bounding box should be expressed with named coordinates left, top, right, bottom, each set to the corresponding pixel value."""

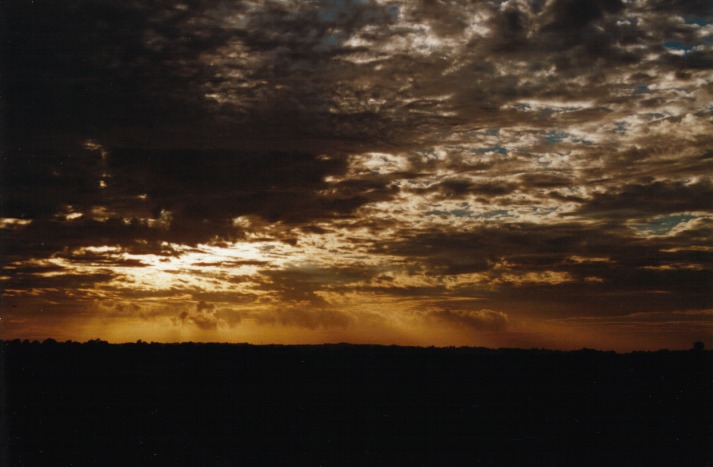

left=2, top=341, right=711, bottom=466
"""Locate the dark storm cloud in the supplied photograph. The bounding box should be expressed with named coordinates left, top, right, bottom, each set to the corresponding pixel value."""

left=258, top=265, right=377, bottom=305
left=377, top=223, right=594, bottom=270
left=436, top=0, right=713, bottom=116
left=423, top=178, right=519, bottom=198
left=2, top=1, right=232, bottom=140
left=588, top=149, right=713, bottom=183
left=1, top=0, right=403, bottom=237
left=108, top=148, right=358, bottom=234
left=476, top=0, right=629, bottom=65
left=3, top=270, right=117, bottom=294
left=2, top=140, right=124, bottom=220
left=576, top=179, right=713, bottom=218
left=1, top=219, right=172, bottom=263
left=4, top=0, right=711, bottom=233
left=518, top=173, right=572, bottom=189
left=376, top=220, right=712, bottom=315
left=384, top=222, right=705, bottom=272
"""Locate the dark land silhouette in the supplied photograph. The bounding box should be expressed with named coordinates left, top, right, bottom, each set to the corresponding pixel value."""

left=2, top=340, right=711, bottom=466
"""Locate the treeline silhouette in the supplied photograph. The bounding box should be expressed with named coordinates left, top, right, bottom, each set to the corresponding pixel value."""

left=2, top=340, right=711, bottom=466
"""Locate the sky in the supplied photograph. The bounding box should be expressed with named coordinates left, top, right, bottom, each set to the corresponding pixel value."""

left=1, top=0, right=712, bottom=350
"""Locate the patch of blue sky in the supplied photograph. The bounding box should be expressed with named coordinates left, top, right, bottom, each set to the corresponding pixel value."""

left=530, top=0, right=546, bottom=11
left=386, top=4, right=400, bottom=19
left=542, top=130, right=569, bottom=144
left=476, top=145, right=507, bottom=155
left=486, top=128, right=500, bottom=136
left=664, top=40, right=694, bottom=53
left=684, top=16, right=713, bottom=27
left=644, top=112, right=668, bottom=121
left=320, top=33, right=343, bottom=48
left=481, top=210, right=513, bottom=219
left=634, top=85, right=650, bottom=95
left=534, top=207, right=557, bottom=216
left=318, top=0, right=344, bottom=22
left=318, top=0, right=394, bottom=23
left=613, top=121, right=628, bottom=134
left=633, top=214, right=699, bottom=236
left=423, top=209, right=514, bottom=219
left=425, top=209, right=473, bottom=218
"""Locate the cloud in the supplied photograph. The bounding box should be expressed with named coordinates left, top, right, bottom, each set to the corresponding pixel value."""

left=252, top=307, right=353, bottom=330
left=428, top=309, right=510, bottom=332
left=177, top=309, right=219, bottom=331
left=559, top=308, right=713, bottom=325
left=426, top=178, right=519, bottom=198
left=196, top=301, right=216, bottom=313
left=176, top=305, right=353, bottom=331
left=576, top=179, right=713, bottom=218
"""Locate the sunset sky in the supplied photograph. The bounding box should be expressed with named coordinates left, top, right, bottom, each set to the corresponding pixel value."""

left=2, top=0, right=712, bottom=350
